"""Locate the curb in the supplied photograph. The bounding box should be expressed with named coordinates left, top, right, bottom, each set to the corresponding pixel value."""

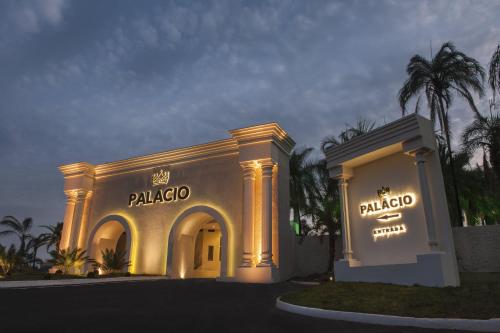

left=276, top=297, right=500, bottom=332
left=0, top=276, right=168, bottom=289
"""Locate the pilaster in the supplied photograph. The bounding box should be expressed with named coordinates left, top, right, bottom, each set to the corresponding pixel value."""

left=338, top=175, right=354, bottom=260
left=240, top=161, right=257, bottom=267
left=257, top=159, right=276, bottom=267
left=414, top=149, right=439, bottom=251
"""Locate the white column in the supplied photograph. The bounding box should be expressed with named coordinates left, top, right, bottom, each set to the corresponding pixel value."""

left=258, top=160, right=275, bottom=267
left=59, top=191, right=77, bottom=250
left=76, top=191, right=93, bottom=249
left=61, top=190, right=89, bottom=250
left=338, top=177, right=353, bottom=260
left=415, top=151, right=439, bottom=250
left=240, top=162, right=256, bottom=267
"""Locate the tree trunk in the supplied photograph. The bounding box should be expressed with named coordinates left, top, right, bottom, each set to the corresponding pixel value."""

left=32, top=248, right=38, bottom=269
left=439, top=101, right=463, bottom=226
left=20, top=236, right=26, bottom=256
left=489, top=137, right=500, bottom=199
left=327, top=228, right=336, bottom=273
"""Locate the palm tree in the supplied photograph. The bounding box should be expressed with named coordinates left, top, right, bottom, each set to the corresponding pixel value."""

left=40, top=222, right=63, bottom=252
left=48, top=248, right=90, bottom=274
left=462, top=109, right=500, bottom=193
left=398, top=42, right=485, bottom=226
left=97, top=249, right=131, bottom=274
left=26, top=235, right=48, bottom=269
left=317, top=119, right=375, bottom=273
left=0, top=244, right=19, bottom=276
left=438, top=141, right=500, bottom=225
left=0, top=216, right=34, bottom=256
left=289, top=148, right=316, bottom=235
left=489, top=44, right=500, bottom=104
left=321, top=118, right=376, bottom=153
left=306, top=160, right=341, bottom=272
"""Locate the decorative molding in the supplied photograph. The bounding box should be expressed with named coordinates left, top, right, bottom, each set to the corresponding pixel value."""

left=259, top=158, right=277, bottom=179
left=64, top=189, right=90, bottom=201
left=59, top=162, right=95, bottom=178
left=59, top=123, right=294, bottom=180
left=229, top=122, right=295, bottom=155
left=94, top=139, right=238, bottom=179
left=152, top=169, right=170, bottom=186
left=240, top=161, right=257, bottom=180
left=326, top=114, right=436, bottom=169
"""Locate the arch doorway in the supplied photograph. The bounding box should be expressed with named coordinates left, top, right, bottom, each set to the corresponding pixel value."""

left=87, top=216, right=132, bottom=272
left=167, top=206, right=230, bottom=279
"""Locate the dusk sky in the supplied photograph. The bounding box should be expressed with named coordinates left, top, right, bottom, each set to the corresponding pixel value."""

left=1, top=0, right=499, bottom=245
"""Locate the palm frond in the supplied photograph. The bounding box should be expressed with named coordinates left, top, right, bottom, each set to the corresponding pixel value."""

left=320, top=135, right=339, bottom=153
left=489, top=44, right=500, bottom=101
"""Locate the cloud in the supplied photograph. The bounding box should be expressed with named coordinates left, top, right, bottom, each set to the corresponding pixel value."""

left=38, top=0, right=66, bottom=25
left=7, top=0, right=67, bottom=34
left=135, top=19, right=159, bottom=48
left=0, top=0, right=499, bottom=244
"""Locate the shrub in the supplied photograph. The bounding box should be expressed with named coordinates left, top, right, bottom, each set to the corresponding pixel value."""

left=48, top=248, right=91, bottom=274
left=125, top=272, right=131, bottom=277
left=98, top=249, right=131, bottom=274
left=86, top=271, right=96, bottom=278
left=43, top=273, right=51, bottom=280
left=55, top=269, right=63, bottom=275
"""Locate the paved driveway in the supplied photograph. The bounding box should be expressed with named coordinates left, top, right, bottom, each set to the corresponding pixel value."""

left=0, top=279, right=470, bottom=333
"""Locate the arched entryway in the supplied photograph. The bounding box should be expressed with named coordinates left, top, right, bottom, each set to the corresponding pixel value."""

left=167, top=206, right=231, bottom=279
left=86, top=215, right=132, bottom=272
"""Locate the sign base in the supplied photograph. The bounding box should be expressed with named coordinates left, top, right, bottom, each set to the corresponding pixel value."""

left=334, top=252, right=460, bottom=287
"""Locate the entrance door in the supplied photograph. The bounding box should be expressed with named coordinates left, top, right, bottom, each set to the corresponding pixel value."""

left=169, top=211, right=224, bottom=279
left=192, top=221, right=221, bottom=278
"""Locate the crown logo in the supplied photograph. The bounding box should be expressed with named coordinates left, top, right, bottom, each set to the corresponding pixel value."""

left=377, top=186, right=390, bottom=198
left=152, top=169, right=170, bottom=186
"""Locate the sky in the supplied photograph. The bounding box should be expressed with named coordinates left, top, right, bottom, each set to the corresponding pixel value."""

left=1, top=0, right=499, bottom=247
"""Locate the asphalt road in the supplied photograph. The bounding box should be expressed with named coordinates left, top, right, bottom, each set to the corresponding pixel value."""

left=0, top=279, right=472, bottom=333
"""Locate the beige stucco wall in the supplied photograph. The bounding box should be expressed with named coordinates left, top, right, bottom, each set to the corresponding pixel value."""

left=86, top=154, right=243, bottom=275
left=347, top=152, right=429, bottom=266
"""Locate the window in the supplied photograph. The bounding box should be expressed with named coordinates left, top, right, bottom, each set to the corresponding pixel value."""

left=208, top=245, right=214, bottom=261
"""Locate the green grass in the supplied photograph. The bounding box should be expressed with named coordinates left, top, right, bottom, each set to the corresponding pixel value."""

left=282, top=273, right=500, bottom=319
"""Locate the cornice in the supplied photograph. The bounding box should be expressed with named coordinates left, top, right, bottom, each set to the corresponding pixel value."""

left=229, top=122, right=295, bottom=154
left=94, top=138, right=239, bottom=179
left=59, top=162, right=95, bottom=178
left=59, top=122, right=295, bottom=180
left=325, top=114, right=435, bottom=167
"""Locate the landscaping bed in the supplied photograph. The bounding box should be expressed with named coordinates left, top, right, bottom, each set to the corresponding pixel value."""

left=281, top=273, right=500, bottom=320
left=0, top=272, right=137, bottom=281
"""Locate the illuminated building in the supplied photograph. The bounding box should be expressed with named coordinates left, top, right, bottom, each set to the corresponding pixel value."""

left=58, top=123, right=295, bottom=283
left=325, top=114, right=460, bottom=287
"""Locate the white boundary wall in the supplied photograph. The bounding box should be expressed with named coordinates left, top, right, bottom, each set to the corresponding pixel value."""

left=453, top=225, right=500, bottom=272
left=294, top=226, right=500, bottom=276
left=294, top=236, right=340, bottom=277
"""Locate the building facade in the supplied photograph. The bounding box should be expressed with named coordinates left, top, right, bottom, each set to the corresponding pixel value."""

left=58, top=123, right=295, bottom=283
left=326, top=114, right=460, bottom=287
